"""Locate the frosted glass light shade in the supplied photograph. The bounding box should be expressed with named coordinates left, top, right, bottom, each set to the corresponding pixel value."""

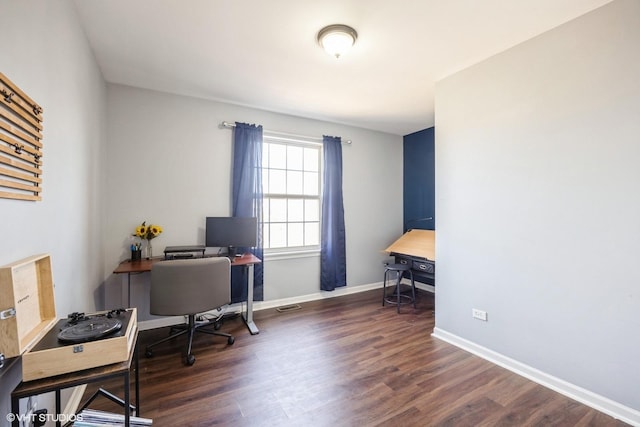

left=317, top=24, right=358, bottom=58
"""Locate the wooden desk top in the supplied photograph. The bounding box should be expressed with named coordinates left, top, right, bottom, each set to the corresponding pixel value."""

left=385, top=229, right=435, bottom=261
left=113, top=253, right=262, bottom=274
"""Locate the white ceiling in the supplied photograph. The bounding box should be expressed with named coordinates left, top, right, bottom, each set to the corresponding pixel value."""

left=73, top=0, right=612, bottom=136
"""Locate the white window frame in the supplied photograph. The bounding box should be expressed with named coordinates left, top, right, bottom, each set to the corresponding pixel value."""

left=261, top=135, right=322, bottom=257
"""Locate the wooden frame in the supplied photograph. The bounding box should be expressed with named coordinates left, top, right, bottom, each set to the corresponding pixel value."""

left=0, top=72, right=43, bottom=201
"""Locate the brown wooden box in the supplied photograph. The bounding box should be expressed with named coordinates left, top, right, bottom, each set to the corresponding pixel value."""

left=0, top=254, right=137, bottom=381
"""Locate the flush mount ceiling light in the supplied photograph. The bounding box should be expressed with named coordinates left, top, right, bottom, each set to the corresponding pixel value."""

left=317, top=24, right=358, bottom=59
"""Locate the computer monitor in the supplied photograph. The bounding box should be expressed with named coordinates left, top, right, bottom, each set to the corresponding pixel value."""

left=205, top=217, right=257, bottom=256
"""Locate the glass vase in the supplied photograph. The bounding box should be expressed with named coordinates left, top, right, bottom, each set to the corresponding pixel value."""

left=146, top=240, right=153, bottom=259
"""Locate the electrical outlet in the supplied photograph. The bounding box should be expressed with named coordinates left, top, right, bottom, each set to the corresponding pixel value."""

left=472, top=308, right=488, bottom=321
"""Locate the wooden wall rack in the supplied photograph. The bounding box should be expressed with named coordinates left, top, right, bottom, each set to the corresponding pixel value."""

left=0, top=72, right=43, bottom=201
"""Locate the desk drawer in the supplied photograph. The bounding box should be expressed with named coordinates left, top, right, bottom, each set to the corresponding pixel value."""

left=396, top=257, right=411, bottom=267
left=392, top=255, right=435, bottom=285
left=413, top=260, right=434, bottom=274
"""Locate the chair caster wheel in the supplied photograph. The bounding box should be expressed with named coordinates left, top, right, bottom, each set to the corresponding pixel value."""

left=186, top=354, right=196, bottom=365
left=145, top=349, right=153, bottom=358
left=214, top=320, right=222, bottom=330
left=227, top=336, right=235, bottom=345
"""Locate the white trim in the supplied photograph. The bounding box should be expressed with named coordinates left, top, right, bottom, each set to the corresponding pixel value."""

left=409, top=279, right=434, bottom=294
left=252, top=281, right=383, bottom=311
left=264, top=249, right=320, bottom=261
left=139, top=315, right=185, bottom=331
left=431, top=328, right=640, bottom=427
left=264, top=134, right=322, bottom=146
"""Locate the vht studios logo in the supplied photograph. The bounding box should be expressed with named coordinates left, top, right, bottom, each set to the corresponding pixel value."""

left=6, top=412, right=83, bottom=424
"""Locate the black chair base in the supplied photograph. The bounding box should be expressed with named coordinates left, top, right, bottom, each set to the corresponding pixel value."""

left=145, top=314, right=234, bottom=365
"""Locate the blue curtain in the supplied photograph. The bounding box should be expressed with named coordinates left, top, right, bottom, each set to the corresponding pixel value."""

left=231, top=122, right=263, bottom=303
left=320, top=135, right=347, bottom=291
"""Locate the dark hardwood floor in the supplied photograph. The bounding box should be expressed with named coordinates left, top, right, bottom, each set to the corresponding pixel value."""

left=85, top=288, right=628, bottom=426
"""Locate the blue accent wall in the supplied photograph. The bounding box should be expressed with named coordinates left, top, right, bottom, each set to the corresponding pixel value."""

left=403, top=127, right=435, bottom=231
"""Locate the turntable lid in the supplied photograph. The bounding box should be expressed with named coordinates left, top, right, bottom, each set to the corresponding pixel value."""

left=0, top=254, right=57, bottom=358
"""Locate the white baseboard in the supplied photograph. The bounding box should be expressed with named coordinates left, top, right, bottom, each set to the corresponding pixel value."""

left=253, top=281, right=384, bottom=311
left=138, top=315, right=185, bottom=331
left=138, top=280, right=435, bottom=331
left=432, top=327, right=640, bottom=427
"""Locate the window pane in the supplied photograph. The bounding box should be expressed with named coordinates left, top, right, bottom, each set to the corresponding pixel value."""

left=305, top=222, right=320, bottom=246
left=263, top=138, right=321, bottom=251
left=263, top=199, right=270, bottom=223
left=304, top=147, right=319, bottom=172
left=269, top=169, right=286, bottom=194
left=288, top=199, right=303, bottom=222
left=305, top=199, right=319, bottom=221
left=287, top=145, right=303, bottom=170
left=287, top=170, right=303, bottom=195
left=288, top=223, right=304, bottom=247
left=269, top=143, right=287, bottom=169
left=303, top=171, right=319, bottom=196
left=262, top=143, right=270, bottom=168
left=270, top=223, right=287, bottom=248
left=263, top=223, right=270, bottom=248
left=262, top=169, right=269, bottom=193
left=271, top=198, right=287, bottom=222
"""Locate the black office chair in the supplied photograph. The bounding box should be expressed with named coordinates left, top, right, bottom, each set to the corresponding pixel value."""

left=145, top=257, right=235, bottom=365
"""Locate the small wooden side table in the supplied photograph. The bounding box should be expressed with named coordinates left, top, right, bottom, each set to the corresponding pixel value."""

left=11, top=334, right=139, bottom=427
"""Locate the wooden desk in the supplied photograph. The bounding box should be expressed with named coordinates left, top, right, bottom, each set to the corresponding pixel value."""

left=11, top=334, right=139, bottom=427
left=114, top=254, right=263, bottom=334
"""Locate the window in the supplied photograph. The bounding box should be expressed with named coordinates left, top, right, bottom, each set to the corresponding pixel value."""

left=262, top=137, right=321, bottom=251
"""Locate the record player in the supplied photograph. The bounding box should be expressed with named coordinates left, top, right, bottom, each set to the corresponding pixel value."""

left=0, top=254, right=137, bottom=381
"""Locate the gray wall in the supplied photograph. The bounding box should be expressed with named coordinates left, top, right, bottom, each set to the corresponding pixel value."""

left=103, top=85, right=404, bottom=319
left=1, top=0, right=107, bottom=317
left=434, top=0, right=639, bottom=413
left=1, top=0, right=107, bottom=418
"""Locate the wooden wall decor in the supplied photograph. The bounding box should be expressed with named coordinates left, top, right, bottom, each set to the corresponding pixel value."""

left=0, top=72, right=43, bottom=201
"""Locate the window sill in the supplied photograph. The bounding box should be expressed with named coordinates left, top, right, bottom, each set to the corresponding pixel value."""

left=264, top=249, right=320, bottom=261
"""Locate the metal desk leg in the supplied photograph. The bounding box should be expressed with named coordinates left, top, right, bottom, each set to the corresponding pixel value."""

left=120, top=272, right=132, bottom=308
left=241, top=264, right=259, bottom=334
left=56, top=389, right=61, bottom=427
left=135, top=344, right=140, bottom=417
left=127, top=273, right=131, bottom=308
left=124, top=370, right=130, bottom=427
left=11, top=395, right=18, bottom=427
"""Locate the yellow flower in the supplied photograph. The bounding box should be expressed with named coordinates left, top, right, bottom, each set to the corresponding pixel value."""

left=133, top=221, right=163, bottom=240
left=135, top=225, right=147, bottom=238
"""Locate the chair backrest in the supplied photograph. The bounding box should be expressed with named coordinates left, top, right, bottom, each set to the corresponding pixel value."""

left=150, top=257, right=231, bottom=316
